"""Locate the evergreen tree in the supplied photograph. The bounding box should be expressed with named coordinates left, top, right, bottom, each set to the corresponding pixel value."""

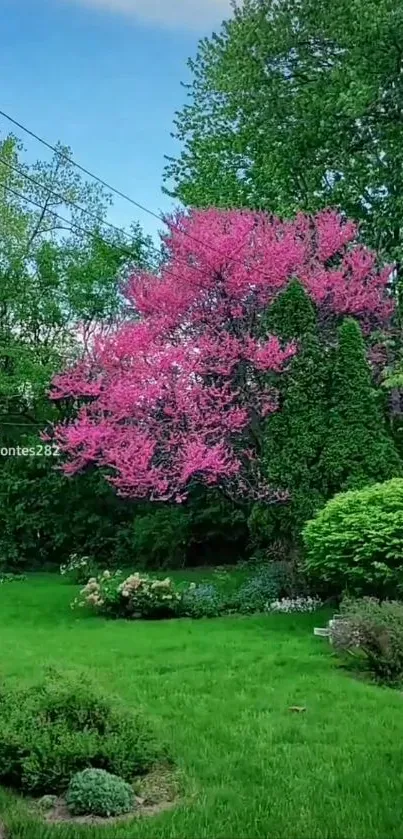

left=249, top=281, right=330, bottom=548
left=320, top=318, right=402, bottom=495
left=263, top=278, right=317, bottom=342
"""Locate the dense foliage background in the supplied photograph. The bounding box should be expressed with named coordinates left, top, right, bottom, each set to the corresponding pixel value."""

left=2, top=0, right=403, bottom=577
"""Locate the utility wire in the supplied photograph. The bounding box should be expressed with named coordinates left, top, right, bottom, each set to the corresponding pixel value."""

left=0, top=115, right=260, bottom=431
left=0, top=153, right=217, bottom=279
left=0, top=154, right=141, bottom=247
left=0, top=108, right=165, bottom=224
left=1, top=181, right=223, bottom=297
left=1, top=181, right=141, bottom=260
left=0, top=421, right=51, bottom=427
left=0, top=108, right=259, bottom=270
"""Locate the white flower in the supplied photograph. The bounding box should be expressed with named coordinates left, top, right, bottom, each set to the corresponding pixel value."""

left=267, top=596, right=321, bottom=614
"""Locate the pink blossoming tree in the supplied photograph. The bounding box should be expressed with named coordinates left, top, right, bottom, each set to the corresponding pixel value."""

left=49, top=208, right=393, bottom=503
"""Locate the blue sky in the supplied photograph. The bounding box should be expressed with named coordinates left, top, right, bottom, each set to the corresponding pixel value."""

left=0, top=0, right=232, bottom=243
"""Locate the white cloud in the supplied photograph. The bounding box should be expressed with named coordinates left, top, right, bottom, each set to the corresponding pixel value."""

left=66, top=0, right=233, bottom=29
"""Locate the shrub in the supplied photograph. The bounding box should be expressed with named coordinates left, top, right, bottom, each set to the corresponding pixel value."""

left=0, top=573, right=26, bottom=583
left=0, top=671, right=160, bottom=794
left=60, top=553, right=99, bottom=585
left=74, top=571, right=182, bottom=620
left=302, top=479, right=403, bottom=598
left=115, top=506, right=190, bottom=569
left=66, top=768, right=134, bottom=817
left=179, top=583, right=224, bottom=618
left=331, top=597, right=403, bottom=684
left=234, top=563, right=293, bottom=614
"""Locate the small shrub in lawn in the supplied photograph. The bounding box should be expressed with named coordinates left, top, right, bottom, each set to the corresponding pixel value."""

left=66, top=768, right=134, bottom=817
left=234, top=563, right=293, bottom=614
left=60, top=553, right=99, bottom=585
left=331, top=597, right=403, bottom=685
left=0, top=573, right=26, bottom=583
left=0, top=671, right=160, bottom=795
left=74, top=570, right=181, bottom=619
left=302, top=479, right=403, bottom=598
left=179, top=583, right=224, bottom=618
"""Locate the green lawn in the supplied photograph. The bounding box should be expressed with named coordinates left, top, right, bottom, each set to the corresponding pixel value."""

left=1, top=574, right=403, bottom=839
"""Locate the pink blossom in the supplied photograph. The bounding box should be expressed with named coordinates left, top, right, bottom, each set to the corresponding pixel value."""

left=49, top=208, right=394, bottom=502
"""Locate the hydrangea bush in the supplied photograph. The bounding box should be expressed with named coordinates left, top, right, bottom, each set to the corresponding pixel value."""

left=0, top=573, right=26, bottom=584
left=74, top=571, right=181, bottom=619
left=60, top=553, right=99, bottom=585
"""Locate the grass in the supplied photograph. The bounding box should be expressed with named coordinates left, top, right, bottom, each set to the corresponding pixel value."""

left=1, top=574, right=403, bottom=838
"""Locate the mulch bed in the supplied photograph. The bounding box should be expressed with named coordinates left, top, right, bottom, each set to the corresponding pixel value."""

left=37, top=764, right=181, bottom=828
left=43, top=796, right=176, bottom=826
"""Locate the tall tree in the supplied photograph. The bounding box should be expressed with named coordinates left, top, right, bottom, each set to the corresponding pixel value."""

left=249, top=280, right=330, bottom=549
left=0, top=134, right=153, bottom=569
left=0, top=134, right=152, bottom=441
left=320, top=317, right=401, bottom=495
left=50, top=208, right=392, bottom=505
left=164, top=0, right=403, bottom=280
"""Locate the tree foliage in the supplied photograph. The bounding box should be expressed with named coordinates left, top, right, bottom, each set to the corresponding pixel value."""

left=249, top=281, right=330, bottom=547
left=51, top=207, right=393, bottom=505
left=320, top=317, right=401, bottom=494
left=165, top=0, right=403, bottom=269
left=0, top=134, right=155, bottom=570
left=0, top=133, right=152, bottom=441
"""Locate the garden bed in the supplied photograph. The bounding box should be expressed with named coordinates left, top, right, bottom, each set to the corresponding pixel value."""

left=35, top=765, right=181, bottom=827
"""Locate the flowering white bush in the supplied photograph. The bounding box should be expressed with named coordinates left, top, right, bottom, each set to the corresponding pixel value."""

left=267, top=596, right=321, bottom=613
left=71, top=568, right=321, bottom=622
left=73, top=570, right=181, bottom=619
left=60, top=553, right=98, bottom=584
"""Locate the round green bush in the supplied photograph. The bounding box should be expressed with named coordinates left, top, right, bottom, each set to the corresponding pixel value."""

left=0, top=672, right=161, bottom=795
left=302, top=478, right=403, bottom=597
left=66, top=768, right=134, bottom=817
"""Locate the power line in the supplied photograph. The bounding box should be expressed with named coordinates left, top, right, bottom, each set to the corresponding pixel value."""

left=1, top=181, right=141, bottom=261
left=0, top=108, right=166, bottom=225
left=0, top=154, right=139, bottom=248
left=0, top=108, right=259, bottom=270
left=0, top=182, right=215, bottom=306
left=0, top=153, right=215, bottom=279
left=0, top=421, right=51, bottom=427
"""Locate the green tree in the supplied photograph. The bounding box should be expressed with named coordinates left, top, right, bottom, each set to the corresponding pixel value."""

left=165, top=0, right=403, bottom=272
left=320, top=317, right=401, bottom=495
left=0, top=134, right=152, bottom=441
left=0, top=134, right=154, bottom=569
left=0, top=136, right=251, bottom=573
left=249, top=280, right=330, bottom=549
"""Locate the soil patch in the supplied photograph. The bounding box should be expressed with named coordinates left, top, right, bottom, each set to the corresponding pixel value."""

left=44, top=796, right=175, bottom=826
left=38, top=764, right=181, bottom=827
